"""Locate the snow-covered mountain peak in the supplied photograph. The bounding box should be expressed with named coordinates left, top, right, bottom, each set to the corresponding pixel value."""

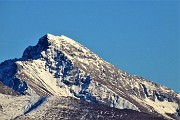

left=22, top=33, right=99, bottom=66
left=0, top=34, right=179, bottom=120
left=38, top=34, right=63, bottom=46
left=39, top=33, right=79, bottom=47
left=22, top=34, right=73, bottom=59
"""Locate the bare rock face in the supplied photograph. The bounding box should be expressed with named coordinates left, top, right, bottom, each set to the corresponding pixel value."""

left=0, top=81, right=20, bottom=96
left=0, top=34, right=179, bottom=119
left=14, top=96, right=166, bottom=120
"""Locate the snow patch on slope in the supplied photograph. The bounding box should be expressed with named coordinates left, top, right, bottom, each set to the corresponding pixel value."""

left=144, top=98, right=178, bottom=119
left=16, top=60, right=72, bottom=96
left=0, top=88, right=40, bottom=119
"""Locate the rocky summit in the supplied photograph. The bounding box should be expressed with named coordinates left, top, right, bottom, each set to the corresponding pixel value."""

left=0, top=34, right=179, bottom=120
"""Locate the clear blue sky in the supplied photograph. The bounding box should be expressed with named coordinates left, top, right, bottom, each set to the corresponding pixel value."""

left=0, top=0, right=179, bottom=92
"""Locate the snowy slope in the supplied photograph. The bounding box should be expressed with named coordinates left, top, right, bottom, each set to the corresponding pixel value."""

left=0, top=34, right=179, bottom=119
